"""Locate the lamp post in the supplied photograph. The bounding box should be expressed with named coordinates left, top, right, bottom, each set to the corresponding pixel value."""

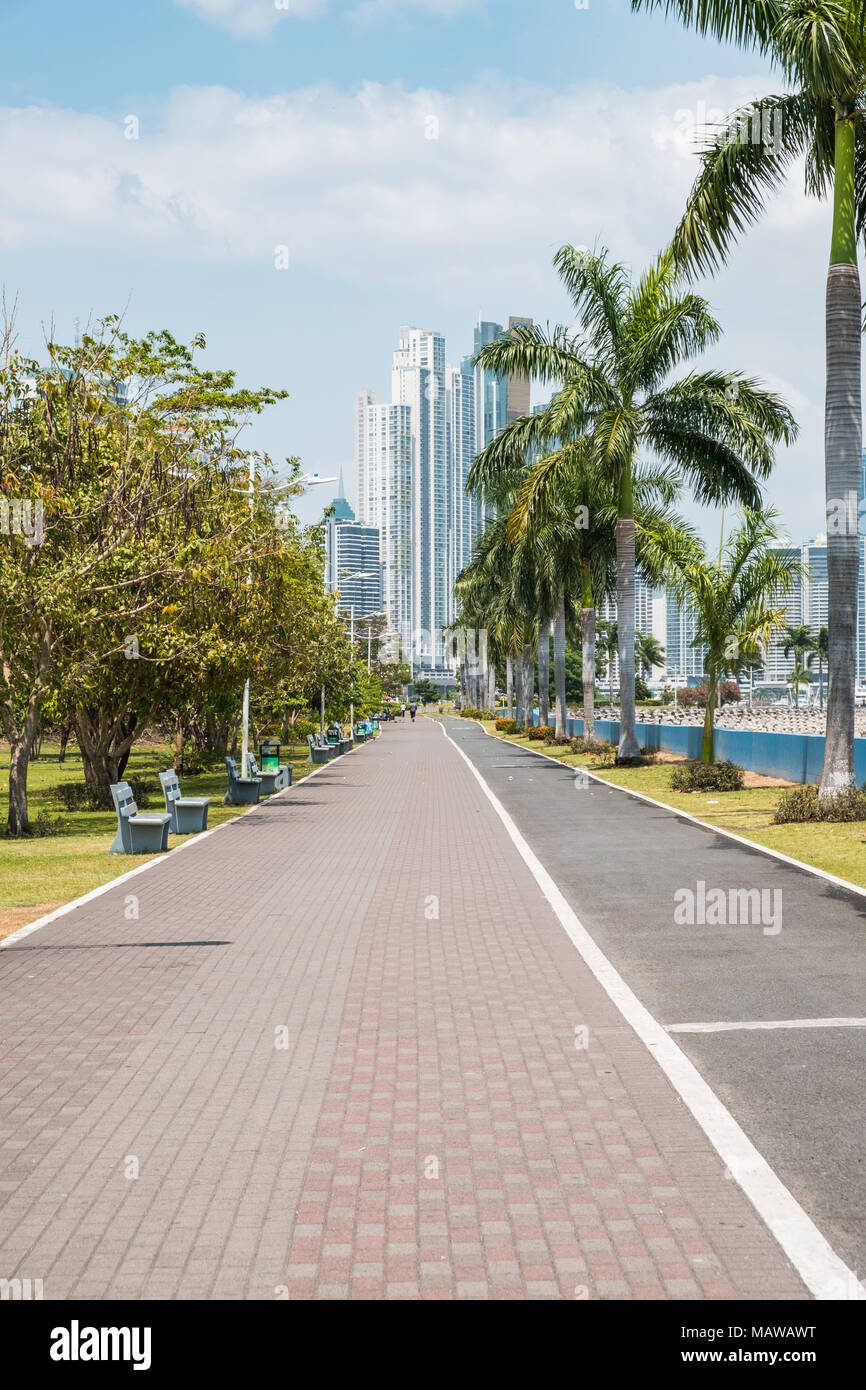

left=237, top=469, right=335, bottom=772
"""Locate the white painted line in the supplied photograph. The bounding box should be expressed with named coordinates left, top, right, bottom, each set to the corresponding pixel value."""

left=435, top=718, right=865, bottom=1302
left=0, top=741, right=370, bottom=951
left=667, top=1018, right=866, bottom=1034
left=471, top=718, right=866, bottom=903
left=670, top=1023, right=866, bottom=1034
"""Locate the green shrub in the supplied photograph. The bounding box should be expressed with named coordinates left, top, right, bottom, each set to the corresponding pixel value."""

left=774, top=784, right=866, bottom=823
left=527, top=725, right=554, bottom=741
left=292, top=719, right=316, bottom=742
left=669, top=760, right=744, bottom=793
left=53, top=782, right=101, bottom=812
left=495, top=718, right=517, bottom=733
left=569, top=735, right=609, bottom=756
left=460, top=707, right=481, bottom=719
left=479, top=710, right=497, bottom=721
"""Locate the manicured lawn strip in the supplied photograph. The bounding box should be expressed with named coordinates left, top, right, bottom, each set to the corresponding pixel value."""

left=477, top=724, right=866, bottom=893
left=0, top=739, right=320, bottom=939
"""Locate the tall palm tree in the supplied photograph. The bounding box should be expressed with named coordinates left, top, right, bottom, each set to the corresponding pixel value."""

left=470, top=244, right=796, bottom=760
left=782, top=622, right=817, bottom=708
left=642, top=509, right=805, bottom=761
left=808, top=624, right=831, bottom=708
left=636, top=631, right=666, bottom=679
left=632, top=0, right=865, bottom=791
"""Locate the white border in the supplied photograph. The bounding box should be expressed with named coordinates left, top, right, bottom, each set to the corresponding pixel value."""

left=437, top=717, right=865, bottom=1301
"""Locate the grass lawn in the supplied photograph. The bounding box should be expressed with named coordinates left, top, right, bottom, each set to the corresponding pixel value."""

left=470, top=721, right=866, bottom=893
left=0, top=738, right=320, bottom=941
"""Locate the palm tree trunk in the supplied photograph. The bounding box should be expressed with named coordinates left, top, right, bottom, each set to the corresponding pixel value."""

left=616, top=496, right=640, bottom=759
left=819, top=657, right=824, bottom=712
left=581, top=606, right=596, bottom=742
left=701, top=663, right=717, bottom=764
left=821, top=113, right=861, bottom=797
left=537, top=612, right=549, bottom=728
left=553, top=593, right=567, bottom=739
left=506, top=654, right=514, bottom=719
left=521, top=643, right=534, bottom=730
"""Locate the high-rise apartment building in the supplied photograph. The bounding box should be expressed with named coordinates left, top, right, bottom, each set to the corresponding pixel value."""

left=325, top=474, right=382, bottom=619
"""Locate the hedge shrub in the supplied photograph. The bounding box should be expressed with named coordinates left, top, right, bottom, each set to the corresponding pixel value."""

left=774, top=784, right=866, bottom=823
left=495, top=718, right=517, bottom=733
left=669, top=760, right=744, bottom=792
left=527, top=725, right=554, bottom=741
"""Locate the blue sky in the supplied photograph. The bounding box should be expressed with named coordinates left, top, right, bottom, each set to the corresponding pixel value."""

left=1, top=0, right=827, bottom=536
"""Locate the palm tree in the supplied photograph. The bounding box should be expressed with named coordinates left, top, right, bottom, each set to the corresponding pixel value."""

left=788, top=663, right=814, bottom=704
left=454, top=518, right=537, bottom=730
left=808, top=624, right=831, bottom=709
left=641, top=509, right=805, bottom=762
left=782, top=623, right=817, bottom=708
left=632, top=0, right=864, bottom=792
left=635, top=631, right=666, bottom=679
left=470, top=244, right=796, bottom=760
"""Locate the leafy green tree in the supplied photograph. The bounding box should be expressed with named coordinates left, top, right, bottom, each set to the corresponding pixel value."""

left=632, top=0, right=865, bottom=792
left=635, top=631, right=666, bottom=678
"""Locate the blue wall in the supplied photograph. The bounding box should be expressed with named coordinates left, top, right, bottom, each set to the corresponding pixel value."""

left=537, top=711, right=866, bottom=784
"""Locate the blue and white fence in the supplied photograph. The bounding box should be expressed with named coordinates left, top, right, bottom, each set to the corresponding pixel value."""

left=530, top=711, right=866, bottom=785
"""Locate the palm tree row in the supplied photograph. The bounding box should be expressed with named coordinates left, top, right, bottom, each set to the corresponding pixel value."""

left=457, top=242, right=796, bottom=760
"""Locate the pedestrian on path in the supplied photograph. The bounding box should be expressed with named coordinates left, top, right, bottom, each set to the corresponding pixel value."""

left=409, top=702, right=417, bottom=722
left=400, top=702, right=406, bottom=718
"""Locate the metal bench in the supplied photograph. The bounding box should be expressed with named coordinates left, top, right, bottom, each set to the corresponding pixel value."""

left=317, top=731, right=341, bottom=760
left=159, top=769, right=211, bottom=834
left=223, top=755, right=262, bottom=805
left=109, top=781, right=172, bottom=855
left=246, top=752, right=292, bottom=794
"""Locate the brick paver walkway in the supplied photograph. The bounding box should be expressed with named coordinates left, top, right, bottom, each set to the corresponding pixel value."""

left=0, top=720, right=808, bottom=1299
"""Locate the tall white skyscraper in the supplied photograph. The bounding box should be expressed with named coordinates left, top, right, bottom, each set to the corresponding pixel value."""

left=445, top=361, right=476, bottom=626
left=365, top=402, right=414, bottom=648
left=354, top=388, right=378, bottom=525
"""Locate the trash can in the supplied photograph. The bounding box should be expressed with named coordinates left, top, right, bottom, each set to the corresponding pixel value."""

left=326, top=723, right=341, bottom=746
left=259, top=739, right=281, bottom=772
left=371, top=716, right=380, bottom=731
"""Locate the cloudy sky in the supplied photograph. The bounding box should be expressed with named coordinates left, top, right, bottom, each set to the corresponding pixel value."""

left=0, top=0, right=834, bottom=538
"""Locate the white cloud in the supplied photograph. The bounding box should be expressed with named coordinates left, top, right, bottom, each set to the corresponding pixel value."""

left=172, top=0, right=324, bottom=38
left=0, top=73, right=835, bottom=538
left=171, top=0, right=481, bottom=36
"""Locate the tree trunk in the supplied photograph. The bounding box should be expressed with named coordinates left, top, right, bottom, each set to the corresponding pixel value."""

left=73, top=709, right=139, bottom=808
left=487, top=662, right=496, bottom=711
left=701, top=665, right=717, bottom=764
left=58, top=722, right=71, bottom=765
left=581, top=606, right=596, bottom=742
left=616, top=507, right=640, bottom=759
left=820, top=117, right=861, bottom=798
left=553, top=593, right=567, bottom=739
left=173, top=719, right=184, bottom=775
left=537, top=614, right=550, bottom=729
left=819, top=658, right=825, bottom=712
left=506, top=655, right=514, bottom=719
left=520, top=643, right=533, bottom=730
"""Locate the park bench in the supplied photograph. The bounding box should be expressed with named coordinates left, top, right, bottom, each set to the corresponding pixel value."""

left=245, top=752, right=292, bottom=794
left=307, top=733, right=331, bottom=765
left=109, top=781, right=172, bottom=855
left=159, top=769, right=211, bottom=834
left=223, top=755, right=262, bottom=806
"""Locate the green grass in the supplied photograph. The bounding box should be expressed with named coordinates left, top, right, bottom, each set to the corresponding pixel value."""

left=475, top=723, right=866, bottom=893
left=0, top=738, right=320, bottom=939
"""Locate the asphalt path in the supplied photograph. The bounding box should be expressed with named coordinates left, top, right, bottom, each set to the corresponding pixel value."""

left=441, top=717, right=866, bottom=1281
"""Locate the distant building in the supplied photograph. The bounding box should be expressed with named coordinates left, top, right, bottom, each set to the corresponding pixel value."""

left=325, top=471, right=382, bottom=618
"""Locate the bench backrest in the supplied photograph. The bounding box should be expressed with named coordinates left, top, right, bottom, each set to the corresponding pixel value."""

left=159, top=769, right=181, bottom=804
left=246, top=753, right=260, bottom=777
left=306, top=734, right=315, bottom=750
left=110, top=781, right=139, bottom=820
left=225, top=756, right=240, bottom=781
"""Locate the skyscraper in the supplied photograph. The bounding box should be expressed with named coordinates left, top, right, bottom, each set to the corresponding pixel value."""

left=325, top=472, right=382, bottom=619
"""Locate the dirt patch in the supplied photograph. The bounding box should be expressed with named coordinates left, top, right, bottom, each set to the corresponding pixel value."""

left=0, top=904, right=60, bottom=942
left=645, top=749, right=793, bottom=788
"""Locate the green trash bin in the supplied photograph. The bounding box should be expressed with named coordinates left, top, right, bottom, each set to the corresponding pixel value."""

left=326, top=723, right=341, bottom=746
left=371, top=716, right=380, bottom=731
left=259, top=739, right=281, bottom=772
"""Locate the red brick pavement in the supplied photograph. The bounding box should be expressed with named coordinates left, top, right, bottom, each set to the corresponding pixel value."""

left=0, top=720, right=807, bottom=1299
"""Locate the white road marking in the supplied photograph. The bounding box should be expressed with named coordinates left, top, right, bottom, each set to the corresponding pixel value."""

left=667, top=1018, right=866, bottom=1034
left=436, top=718, right=865, bottom=1302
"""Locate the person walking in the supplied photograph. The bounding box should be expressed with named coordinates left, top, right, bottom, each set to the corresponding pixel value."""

left=409, top=701, right=417, bottom=722
left=400, top=702, right=406, bottom=718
